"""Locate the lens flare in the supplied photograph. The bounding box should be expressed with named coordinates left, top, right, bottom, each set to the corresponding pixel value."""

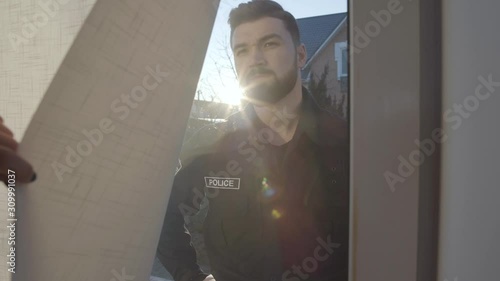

left=271, top=209, right=282, bottom=219
left=261, top=177, right=277, bottom=197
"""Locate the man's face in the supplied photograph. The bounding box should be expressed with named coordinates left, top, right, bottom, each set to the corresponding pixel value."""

left=231, top=17, right=306, bottom=105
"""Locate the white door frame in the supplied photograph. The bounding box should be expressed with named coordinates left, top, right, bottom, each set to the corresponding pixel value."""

left=349, top=0, right=441, bottom=280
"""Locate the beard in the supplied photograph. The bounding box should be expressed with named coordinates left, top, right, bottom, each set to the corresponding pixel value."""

left=241, top=59, right=298, bottom=105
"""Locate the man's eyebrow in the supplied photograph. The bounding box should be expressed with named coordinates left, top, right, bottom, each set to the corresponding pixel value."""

left=233, top=33, right=284, bottom=51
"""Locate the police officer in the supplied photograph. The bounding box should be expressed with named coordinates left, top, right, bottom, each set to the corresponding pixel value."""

left=156, top=1, right=349, bottom=281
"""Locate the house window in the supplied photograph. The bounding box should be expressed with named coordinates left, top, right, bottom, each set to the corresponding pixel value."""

left=335, top=41, right=348, bottom=79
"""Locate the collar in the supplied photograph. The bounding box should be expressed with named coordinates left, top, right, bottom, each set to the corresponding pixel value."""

left=241, top=86, right=322, bottom=144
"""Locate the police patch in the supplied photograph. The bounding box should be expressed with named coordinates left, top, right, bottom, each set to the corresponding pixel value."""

left=204, top=177, right=240, bottom=190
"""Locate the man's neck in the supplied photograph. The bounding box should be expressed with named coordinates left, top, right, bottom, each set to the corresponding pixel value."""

left=252, top=82, right=302, bottom=145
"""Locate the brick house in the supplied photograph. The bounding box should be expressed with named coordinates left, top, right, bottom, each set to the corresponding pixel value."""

left=298, top=12, right=348, bottom=118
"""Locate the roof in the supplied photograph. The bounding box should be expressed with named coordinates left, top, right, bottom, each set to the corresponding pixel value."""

left=297, top=12, right=347, bottom=76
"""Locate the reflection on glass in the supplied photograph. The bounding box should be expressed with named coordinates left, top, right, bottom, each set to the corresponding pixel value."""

left=153, top=1, right=349, bottom=280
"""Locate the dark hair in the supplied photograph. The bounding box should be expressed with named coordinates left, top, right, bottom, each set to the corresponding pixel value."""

left=228, top=0, right=301, bottom=47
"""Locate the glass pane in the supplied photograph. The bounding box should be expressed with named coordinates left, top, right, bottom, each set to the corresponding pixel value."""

left=154, top=1, right=350, bottom=280
left=342, top=47, right=349, bottom=75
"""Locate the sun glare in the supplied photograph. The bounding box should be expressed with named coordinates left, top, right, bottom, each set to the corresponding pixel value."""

left=217, top=80, right=244, bottom=105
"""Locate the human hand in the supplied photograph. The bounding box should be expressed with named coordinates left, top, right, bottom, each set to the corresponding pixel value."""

left=0, top=115, right=36, bottom=185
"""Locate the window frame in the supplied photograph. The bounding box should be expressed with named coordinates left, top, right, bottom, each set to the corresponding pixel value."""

left=335, top=41, right=348, bottom=79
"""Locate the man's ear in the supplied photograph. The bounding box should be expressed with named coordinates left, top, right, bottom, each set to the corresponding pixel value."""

left=297, top=43, right=307, bottom=68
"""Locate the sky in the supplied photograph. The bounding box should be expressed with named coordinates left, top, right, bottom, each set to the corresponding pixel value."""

left=196, top=0, right=348, bottom=105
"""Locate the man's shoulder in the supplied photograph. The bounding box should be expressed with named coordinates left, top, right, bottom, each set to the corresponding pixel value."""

left=301, top=89, right=348, bottom=147
left=181, top=122, right=228, bottom=158
left=179, top=110, right=250, bottom=163
left=314, top=107, right=349, bottom=148
left=322, top=110, right=348, bottom=136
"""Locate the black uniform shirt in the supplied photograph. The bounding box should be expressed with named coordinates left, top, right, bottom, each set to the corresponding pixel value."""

left=157, top=88, right=349, bottom=281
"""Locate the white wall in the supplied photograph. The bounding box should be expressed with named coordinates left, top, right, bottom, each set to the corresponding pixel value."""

left=1, top=1, right=219, bottom=280
left=0, top=0, right=97, bottom=137
left=439, top=1, right=500, bottom=281
left=0, top=2, right=96, bottom=280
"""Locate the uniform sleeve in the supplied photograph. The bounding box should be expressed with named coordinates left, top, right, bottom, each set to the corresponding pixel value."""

left=156, top=155, right=208, bottom=281
left=156, top=124, right=226, bottom=281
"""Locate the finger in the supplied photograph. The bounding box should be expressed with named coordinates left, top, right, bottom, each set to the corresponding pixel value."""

left=0, top=115, right=3, bottom=123
left=0, top=147, right=35, bottom=184
left=0, top=122, right=14, bottom=137
left=0, top=170, right=12, bottom=186
left=0, top=131, right=18, bottom=151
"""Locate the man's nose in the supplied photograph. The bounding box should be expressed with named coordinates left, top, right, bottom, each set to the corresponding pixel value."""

left=249, top=47, right=266, bottom=66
